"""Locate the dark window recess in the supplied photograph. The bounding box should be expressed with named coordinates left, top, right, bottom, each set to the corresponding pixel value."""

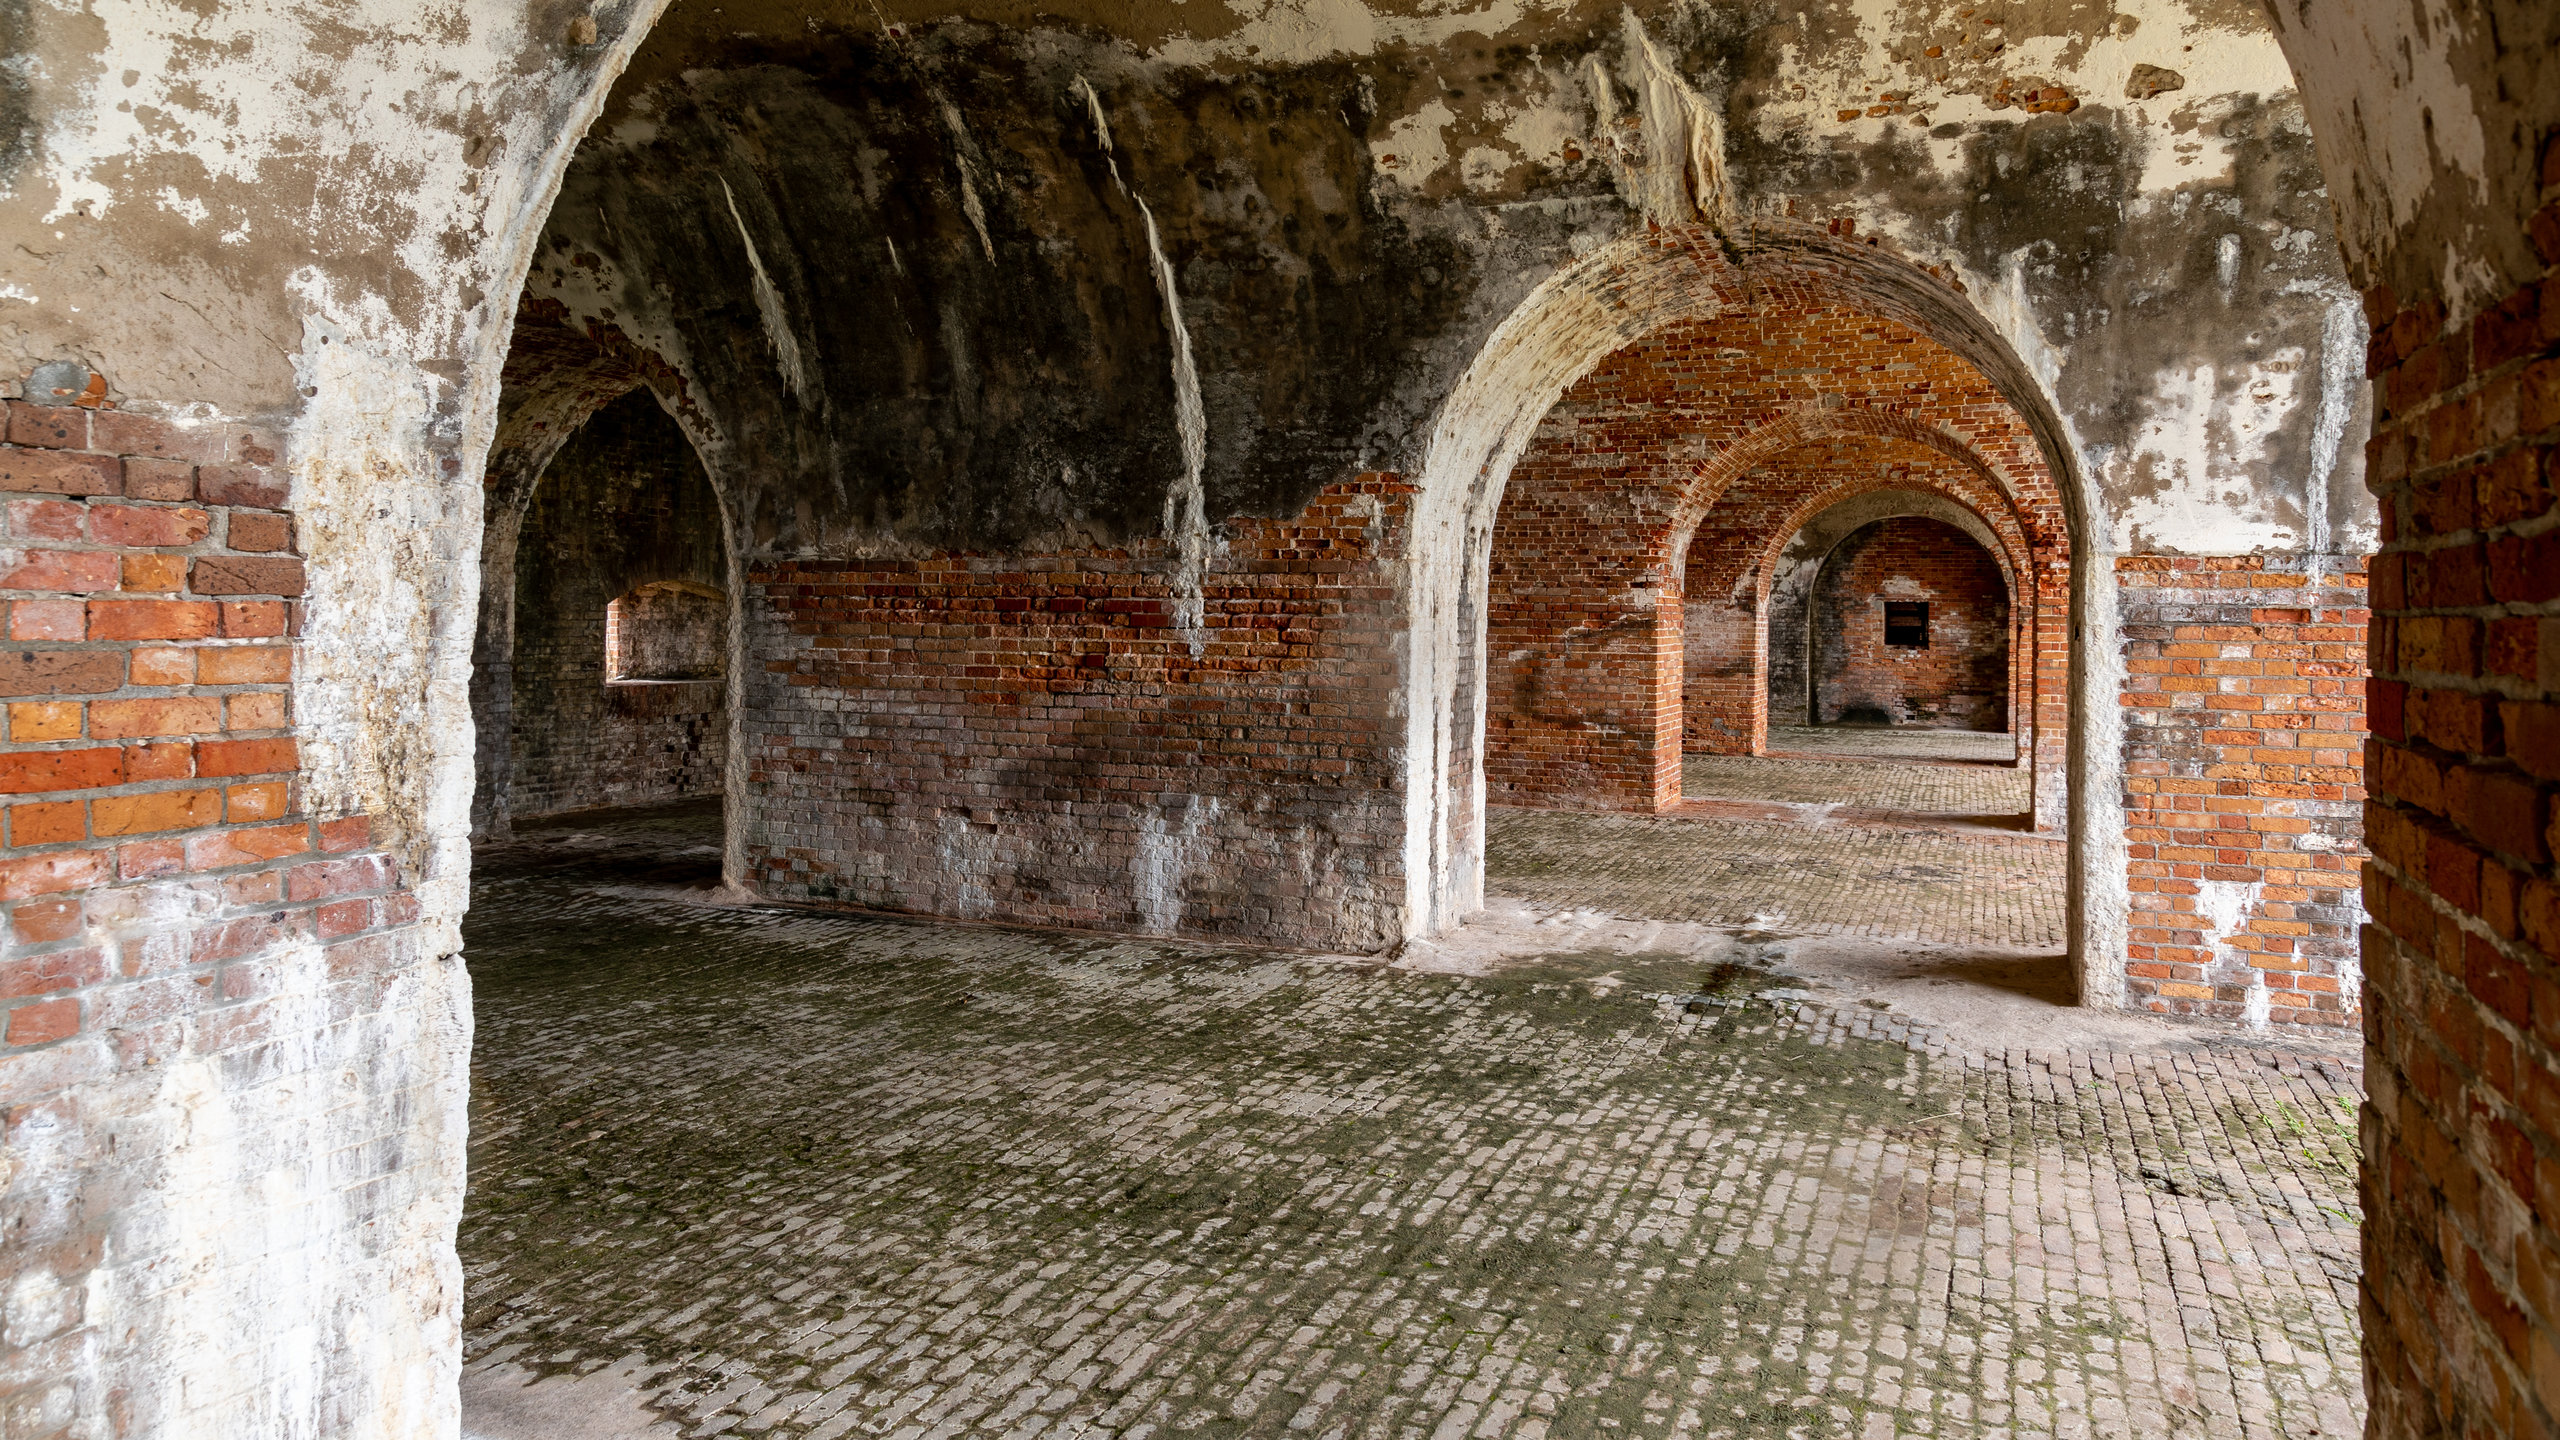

left=1883, top=601, right=1930, bottom=648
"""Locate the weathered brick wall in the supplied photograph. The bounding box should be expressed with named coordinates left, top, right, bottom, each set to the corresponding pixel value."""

left=1488, top=302, right=2065, bottom=811
left=0, top=397, right=437, bottom=1437
left=2359, top=134, right=2560, bottom=1438
left=2117, top=555, right=2368, bottom=1025
left=744, top=478, right=1410, bottom=951
left=1809, top=516, right=2011, bottom=730
left=507, top=390, right=727, bottom=820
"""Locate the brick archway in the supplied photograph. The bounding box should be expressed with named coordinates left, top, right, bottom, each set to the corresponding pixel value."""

left=1682, top=460, right=2033, bottom=733
left=1478, top=298, right=2075, bottom=833
left=1404, top=222, right=2110, bottom=998
left=474, top=301, right=750, bottom=877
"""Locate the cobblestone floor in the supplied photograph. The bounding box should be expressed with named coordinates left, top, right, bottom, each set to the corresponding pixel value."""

left=1486, top=810, right=2062, bottom=948
left=1679, top=756, right=2028, bottom=817
left=1762, top=728, right=2017, bottom=764
left=460, top=810, right=2361, bottom=1440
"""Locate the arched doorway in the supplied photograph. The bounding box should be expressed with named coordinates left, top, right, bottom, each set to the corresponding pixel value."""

left=1448, top=238, right=2096, bottom=981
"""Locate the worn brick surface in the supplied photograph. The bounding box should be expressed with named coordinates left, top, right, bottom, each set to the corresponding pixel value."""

left=2358, top=134, right=2560, bottom=1440
left=746, top=479, right=1412, bottom=951
left=0, top=405, right=434, bottom=1440
left=2117, top=557, right=2369, bottom=1028
left=459, top=812, right=2361, bottom=1440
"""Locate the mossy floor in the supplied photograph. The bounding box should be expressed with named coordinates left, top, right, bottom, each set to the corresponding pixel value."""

left=460, top=810, right=2360, bottom=1439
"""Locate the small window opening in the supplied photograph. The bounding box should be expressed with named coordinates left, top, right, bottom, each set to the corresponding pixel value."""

left=1883, top=601, right=1929, bottom=649
left=607, top=580, right=726, bottom=682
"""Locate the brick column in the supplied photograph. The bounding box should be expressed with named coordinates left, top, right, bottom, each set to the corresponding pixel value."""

left=0, top=395, right=437, bottom=1438
left=2358, top=134, right=2560, bottom=1437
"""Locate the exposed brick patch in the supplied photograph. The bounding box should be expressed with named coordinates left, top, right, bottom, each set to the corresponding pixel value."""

left=0, top=402, right=429, bottom=1440
left=2359, top=134, right=2560, bottom=1439
left=2116, top=556, right=2369, bottom=1027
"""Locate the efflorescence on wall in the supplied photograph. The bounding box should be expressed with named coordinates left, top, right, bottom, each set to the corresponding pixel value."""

left=2117, top=554, right=2368, bottom=1026
left=746, top=479, right=1413, bottom=951
left=0, top=399, right=437, bottom=1437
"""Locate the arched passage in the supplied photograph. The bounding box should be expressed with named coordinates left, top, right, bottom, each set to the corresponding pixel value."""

left=1693, top=474, right=2033, bottom=755
left=1440, top=237, right=2098, bottom=987
left=471, top=302, right=753, bottom=884
left=1797, top=514, right=2014, bottom=730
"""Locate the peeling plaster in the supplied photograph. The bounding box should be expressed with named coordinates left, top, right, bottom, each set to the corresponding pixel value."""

left=1150, top=0, right=1558, bottom=68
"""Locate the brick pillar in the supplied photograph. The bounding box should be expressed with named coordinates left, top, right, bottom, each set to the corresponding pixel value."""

left=2358, top=133, right=2560, bottom=1437
left=0, top=396, right=440, bottom=1439
left=1649, top=584, right=1686, bottom=809
left=2031, top=556, right=2071, bottom=832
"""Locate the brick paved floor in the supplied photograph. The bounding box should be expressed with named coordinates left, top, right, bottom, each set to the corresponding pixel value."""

left=1679, top=755, right=2027, bottom=817
left=460, top=807, right=2362, bottom=1440
left=1761, top=728, right=2017, bottom=764
left=1485, top=810, right=2062, bottom=948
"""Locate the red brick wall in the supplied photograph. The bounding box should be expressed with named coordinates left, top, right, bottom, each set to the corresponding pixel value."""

left=745, top=478, right=1410, bottom=950
left=1809, top=516, right=2011, bottom=730
left=0, top=397, right=427, bottom=1435
left=2359, top=135, right=2560, bottom=1439
left=2118, top=555, right=2368, bottom=1025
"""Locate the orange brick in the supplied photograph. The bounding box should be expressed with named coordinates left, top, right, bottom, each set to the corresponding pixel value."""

left=129, top=646, right=194, bottom=686
left=87, top=696, right=222, bottom=741
left=198, top=645, right=290, bottom=685
left=0, top=747, right=123, bottom=795
left=224, top=781, right=288, bottom=822
left=119, top=552, right=187, bottom=592
left=194, top=738, right=297, bottom=778
left=217, top=600, right=286, bottom=638
left=86, top=598, right=216, bottom=641
left=183, top=821, right=308, bottom=870
left=8, top=702, right=79, bottom=743
left=7, top=801, right=82, bottom=847
left=226, top=692, right=287, bottom=731
left=90, top=788, right=219, bottom=837
left=122, top=742, right=193, bottom=782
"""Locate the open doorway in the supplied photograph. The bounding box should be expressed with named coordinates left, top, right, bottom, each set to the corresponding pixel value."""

left=470, top=384, right=735, bottom=891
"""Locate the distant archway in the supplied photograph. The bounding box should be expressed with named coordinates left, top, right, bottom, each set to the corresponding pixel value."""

left=1410, top=222, right=2112, bottom=1002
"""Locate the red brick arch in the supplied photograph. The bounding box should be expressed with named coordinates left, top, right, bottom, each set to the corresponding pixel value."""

left=1482, top=300, right=2074, bottom=822
left=1678, top=444, right=2045, bottom=770
left=1668, top=404, right=2056, bottom=557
